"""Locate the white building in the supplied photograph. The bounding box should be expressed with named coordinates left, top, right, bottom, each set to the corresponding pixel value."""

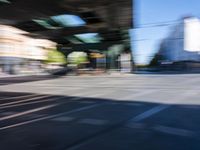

left=159, top=17, right=200, bottom=63
left=0, top=25, right=56, bottom=74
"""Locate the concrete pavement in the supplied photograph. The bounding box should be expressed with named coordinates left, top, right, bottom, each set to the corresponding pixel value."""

left=0, top=74, right=200, bottom=149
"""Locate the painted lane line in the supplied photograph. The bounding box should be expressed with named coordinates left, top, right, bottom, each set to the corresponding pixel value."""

left=1, top=97, right=83, bottom=119
left=0, top=103, right=104, bottom=131
left=67, top=90, right=199, bottom=149
left=0, top=97, right=63, bottom=109
left=66, top=105, right=171, bottom=150
left=0, top=104, right=59, bottom=121
left=153, top=125, right=196, bottom=137
left=126, top=90, right=200, bottom=123
left=0, top=94, right=38, bottom=101
left=131, top=105, right=170, bottom=122
left=0, top=95, right=51, bottom=107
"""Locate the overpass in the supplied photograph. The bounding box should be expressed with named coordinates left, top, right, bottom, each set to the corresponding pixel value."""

left=0, top=0, right=133, bottom=70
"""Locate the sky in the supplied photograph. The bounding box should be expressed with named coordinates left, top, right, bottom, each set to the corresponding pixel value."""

left=131, top=0, right=200, bottom=64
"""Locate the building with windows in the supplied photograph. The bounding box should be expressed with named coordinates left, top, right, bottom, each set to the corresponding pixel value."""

left=0, top=25, right=56, bottom=74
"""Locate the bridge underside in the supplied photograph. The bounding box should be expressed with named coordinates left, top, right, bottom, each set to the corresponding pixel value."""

left=0, top=0, right=133, bottom=70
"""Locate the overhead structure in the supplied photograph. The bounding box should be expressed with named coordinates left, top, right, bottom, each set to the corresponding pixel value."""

left=0, top=0, right=133, bottom=70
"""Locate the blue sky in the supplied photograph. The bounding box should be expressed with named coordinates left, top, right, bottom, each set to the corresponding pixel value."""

left=131, top=0, right=200, bottom=64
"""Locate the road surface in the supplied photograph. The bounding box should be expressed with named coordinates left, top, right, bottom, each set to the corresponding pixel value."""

left=0, top=74, right=200, bottom=150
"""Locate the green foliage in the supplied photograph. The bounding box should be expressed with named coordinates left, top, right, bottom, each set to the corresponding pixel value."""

left=45, top=49, right=67, bottom=64
left=67, top=52, right=88, bottom=65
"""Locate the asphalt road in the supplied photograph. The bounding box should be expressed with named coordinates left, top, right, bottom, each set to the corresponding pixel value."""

left=0, top=74, right=200, bottom=150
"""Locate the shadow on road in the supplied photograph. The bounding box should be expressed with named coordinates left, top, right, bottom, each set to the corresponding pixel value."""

left=0, top=91, right=200, bottom=150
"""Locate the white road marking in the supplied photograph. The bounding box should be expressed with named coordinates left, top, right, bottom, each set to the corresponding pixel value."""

left=0, top=97, right=63, bottom=109
left=0, top=103, right=104, bottom=131
left=131, top=105, right=170, bottom=122
left=78, top=118, right=108, bottom=126
left=126, top=90, right=200, bottom=123
left=0, top=97, right=81, bottom=120
left=0, top=95, right=51, bottom=107
left=0, top=94, right=37, bottom=101
left=153, top=125, right=196, bottom=137
left=0, top=104, right=58, bottom=121
left=66, top=104, right=171, bottom=150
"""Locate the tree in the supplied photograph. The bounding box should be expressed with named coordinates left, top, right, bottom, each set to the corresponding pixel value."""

left=45, top=49, right=67, bottom=65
